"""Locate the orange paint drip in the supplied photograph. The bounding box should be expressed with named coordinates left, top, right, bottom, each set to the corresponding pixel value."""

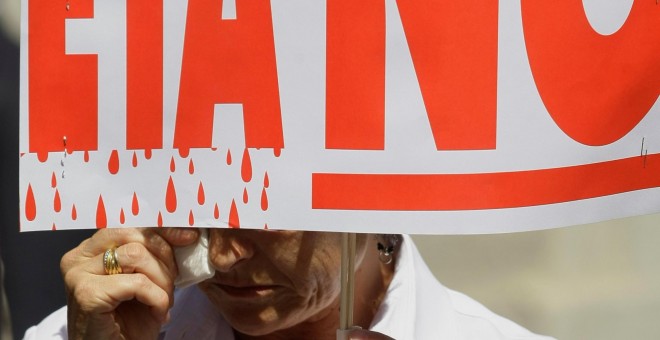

left=264, top=223, right=268, bottom=230
left=157, top=211, right=163, bottom=227
left=120, top=208, right=126, bottom=224
left=108, top=150, right=120, bottom=175
left=25, top=184, right=37, bottom=221
left=213, top=203, right=220, bottom=219
left=51, top=172, right=57, bottom=188
left=188, top=210, right=195, bottom=226
left=179, top=148, right=190, bottom=158
left=52, top=223, right=57, bottom=230
left=226, top=149, right=232, bottom=165
left=131, top=192, right=139, bottom=215
left=189, top=158, right=195, bottom=174
left=261, top=188, right=268, bottom=211
left=53, top=189, right=61, bottom=212
left=197, top=182, right=205, bottom=205
left=84, top=150, right=90, bottom=162
left=241, top=148, right=252, bottom=182
left=96, top=195, right=107, bottom=229
left=144, top=149, right=152, bottom=160
left=170, top=156, right=176, bottom=172
left=229, top=199, right=240, bottom=228
left=132, top=151, right=138, bottom=167
left=166, top=176, right=177, bottom=213
left=243, top=187, right=249, bottom=204
left=264, top=172, right=269, bottom=188
left=37, top=152, right=48, bottom=163
left=71, top=204, right=77, bottom=220
left=274, top=148, right=281, bottom=157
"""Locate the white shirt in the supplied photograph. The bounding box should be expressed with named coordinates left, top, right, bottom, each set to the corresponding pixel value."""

left=24, top=236, right=555, bottom=339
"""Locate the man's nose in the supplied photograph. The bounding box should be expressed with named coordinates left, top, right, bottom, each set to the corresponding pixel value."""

left=207, top=229, right=255, bottom=272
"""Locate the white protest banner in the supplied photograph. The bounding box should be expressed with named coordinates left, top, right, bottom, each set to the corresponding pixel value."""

left=19, top=0, right=660, bottom=233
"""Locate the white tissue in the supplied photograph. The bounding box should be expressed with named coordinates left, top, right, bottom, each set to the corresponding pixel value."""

left=174, top=229, right=215, bottom=288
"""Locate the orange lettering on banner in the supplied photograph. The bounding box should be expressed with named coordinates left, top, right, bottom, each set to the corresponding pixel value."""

left=174, top=0, right=284, bottom=149
left=522, top=1, right=660, bottom=146
left=326, top=1, right=498, bottom=151
left=29, top=0, right=97, bottom=152
left=326, top=0, right=385, bottom=150
left=396, top=0, right=498, bottom=150
left=126, top=1, right=163, bottom=149
left=312, top=154, right=660, bottom=210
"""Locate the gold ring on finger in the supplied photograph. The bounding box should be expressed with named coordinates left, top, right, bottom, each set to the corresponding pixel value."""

left=103, top=247, right=123, bottom=275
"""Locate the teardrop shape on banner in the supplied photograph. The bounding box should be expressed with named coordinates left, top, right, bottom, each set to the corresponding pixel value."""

left=198, top=182, right=205, bottom=205
left=261, top=188, right=268, bottom=211
left=145, top=149, right=152, bottom=160
left=226, top=149, right=232, bottom=165
left=263, top=172, right=269, bottom=188
left=179, top=148, right=190, bottom=158
left=131, top=192, right=139, bottom=215
left=108, top=150, right=119, bottom=175
left=229, top=199, right=240, bottom=228
left=84, top=150, right=90, bottom=162
left=188, top=210, right=195, bottom=226
left=166, top=176, right=177, bottom=213
left=120, top=208, right=126, bottom=224
left=213, top=203, right=220, bottom=219
left=132, top=151, right=138, bottom=167
left=37, top=152, right=48, bottom=163
left=96, top=195, right=107, bottom=229
left=241, top=148, right=252, bottom=182
left=274, top=148, right=281, bottom=157
left=189, top=159, right=195, bottom=174
left=170, top=156, right=176, bottom=172
left=157, top=211, right=163, bottom=227
left=71, top=204, right=77, bottom=220
left=243, top=187, right=249, bottom=204
left=26, top=184, right=37, bottom=221
left=54, top=189, right=62, bottom=212
left=51, top=172, right=57, bottom=188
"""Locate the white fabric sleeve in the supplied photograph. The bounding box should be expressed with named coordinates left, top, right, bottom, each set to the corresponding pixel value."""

left=22, top=306, right=68, bottom=340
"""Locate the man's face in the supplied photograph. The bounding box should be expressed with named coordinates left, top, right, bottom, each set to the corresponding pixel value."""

left=198, top=229, right=367, bottom=336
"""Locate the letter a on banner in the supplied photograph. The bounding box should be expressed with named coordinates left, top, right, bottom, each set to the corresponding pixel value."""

left=175, top=0, right=284, bottom=149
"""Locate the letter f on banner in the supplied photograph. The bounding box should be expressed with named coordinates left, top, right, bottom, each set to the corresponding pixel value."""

left=174, top=0, right=284, bottom=149
left=28, top=0, right=98, bottom=153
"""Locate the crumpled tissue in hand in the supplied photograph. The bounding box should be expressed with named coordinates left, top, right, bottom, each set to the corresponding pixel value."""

left=174, top=229, right=215, bottom=288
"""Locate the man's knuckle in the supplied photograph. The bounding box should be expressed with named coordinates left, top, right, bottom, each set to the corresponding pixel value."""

left=123, top=243, right=147, bottom=263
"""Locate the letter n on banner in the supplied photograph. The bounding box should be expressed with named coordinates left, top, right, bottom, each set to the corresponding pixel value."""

left=325, top=0, right=498, bottom=151
left=175, top=0, right=284, bottom=149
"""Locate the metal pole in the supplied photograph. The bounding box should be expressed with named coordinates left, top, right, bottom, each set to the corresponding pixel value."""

left=338, top=232, right=357, bottom=339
